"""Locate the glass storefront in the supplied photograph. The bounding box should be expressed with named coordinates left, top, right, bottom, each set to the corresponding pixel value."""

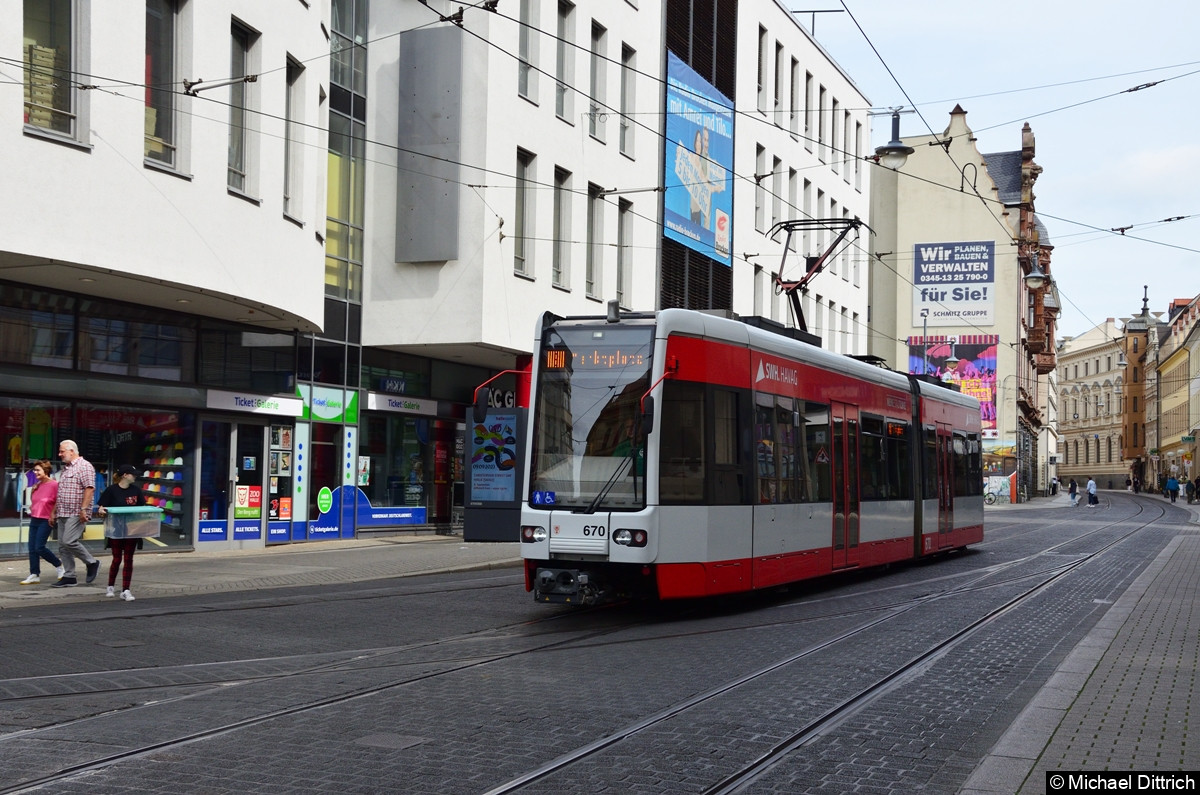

left=357, top=411, right=464, bottom=529
left=1, top=398, right=194, bottom=558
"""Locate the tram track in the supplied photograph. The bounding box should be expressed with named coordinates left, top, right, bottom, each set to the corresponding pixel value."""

left=0, top=500, right=1165, bottom=793
left=479, top=500, right=1166, bottom=794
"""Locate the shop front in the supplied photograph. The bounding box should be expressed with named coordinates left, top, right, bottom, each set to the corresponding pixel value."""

left=356, top=392, right=465, bottom=533
left=1, top=396, right=196, bottom=557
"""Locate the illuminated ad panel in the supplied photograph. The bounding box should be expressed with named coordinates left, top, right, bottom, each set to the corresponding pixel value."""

left=663, top=52, right=734, bottom=266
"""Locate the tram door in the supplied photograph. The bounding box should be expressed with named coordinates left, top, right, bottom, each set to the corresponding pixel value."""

left=831, top=402, right=861, bottom=569
left=936, top=423, right=955, bottom=547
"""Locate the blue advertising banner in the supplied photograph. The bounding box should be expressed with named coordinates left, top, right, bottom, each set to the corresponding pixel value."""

left=663, top=52, right=733, bottom=266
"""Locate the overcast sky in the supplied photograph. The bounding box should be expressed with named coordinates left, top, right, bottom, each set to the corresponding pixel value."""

left=805, top=0, right=1199, bottom=339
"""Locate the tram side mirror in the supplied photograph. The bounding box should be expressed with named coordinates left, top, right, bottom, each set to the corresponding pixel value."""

left=472, top=390, right=488, bottom=424
left=640, top=396, right=655, bottom=436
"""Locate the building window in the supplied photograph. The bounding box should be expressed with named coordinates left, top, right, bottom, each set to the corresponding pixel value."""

left=23, top=0, right=76, bottom=136
left=588, top=22, right=606, bottom=140
left=145, top=0, right=177, bottom=165
left=514, top=149, right=534, bottom=275
left=616, top=199, right=632, bottom=306
left=555, top=1, right=574, bottom=120
left=770, top=157, right=782, bottom=229
left=517, top=0, right=537, bottom=99
left=754, top=145, right=766, bottom=232
left=854, top=121, right=862, bottom=190
left=619, top=45, right=635, bottom=156
left=804, top=71, right=813, bottom=149
left=586, top=183, right=603, bottom=297
left=817, top=85, right=827, bottom=162
left=830, top=99, right=840, bottom=174
left=326, top=0, right=367, bottom=302
left=789, top=57, right=799, bottom=135
left=283, top=57, right=305, bottom=218
left=228, top=22, right=253, bottom=192
left=756, top=26, right=767, bottom=113
left=773, top=42, right=783, bottom=124
left=552, top=167, right=571, bottom=287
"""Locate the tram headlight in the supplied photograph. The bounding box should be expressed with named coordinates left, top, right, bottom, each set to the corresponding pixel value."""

left=521, top=525, right=547, bottom=543
left=612, top=528, right=647, bottom=548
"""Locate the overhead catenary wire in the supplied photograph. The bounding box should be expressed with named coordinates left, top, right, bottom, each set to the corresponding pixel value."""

left=7, top=4, right=1192, bottom=343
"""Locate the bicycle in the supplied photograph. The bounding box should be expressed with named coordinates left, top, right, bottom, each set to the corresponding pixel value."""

left=984, top=491, right=997, bottom=505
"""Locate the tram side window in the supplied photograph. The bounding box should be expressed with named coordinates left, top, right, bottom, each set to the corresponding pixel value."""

left=861, top=417, right=913, bottom=500
left=922, top=426, right=938, bottom=500
left=660, top=381, right=705, bottom=503
left=754, top=394, right=802, bottom=504
left=711, top=389, right=742, bottom=504
left=966, top=432, right=982, bottom=496
left=798, top=401, right=831, bottom=502
left=953, top=432, right=971, bottom=497
left=888, top=421, right=912, bottom=499
left=860, top=417, right=886, bottom=500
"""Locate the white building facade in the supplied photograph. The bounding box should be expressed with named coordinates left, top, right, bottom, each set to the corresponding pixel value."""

left=729, top=0, right=871, bottom=354
left=1, top=0, right=881, bottom=555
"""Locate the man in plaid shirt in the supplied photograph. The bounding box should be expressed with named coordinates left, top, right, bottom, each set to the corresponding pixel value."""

left=52, top=440, right=100, bottom=587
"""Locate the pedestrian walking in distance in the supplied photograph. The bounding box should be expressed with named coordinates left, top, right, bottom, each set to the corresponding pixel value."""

left=97, top=464, right=146, bottom=602
left=1068, top=478, right=1078, bottom=507
left=52, top=440, right=100, bottom=588
left=1086, top=476, right=1098, bottom=508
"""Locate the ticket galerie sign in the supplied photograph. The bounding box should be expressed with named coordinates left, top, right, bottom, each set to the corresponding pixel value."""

left=912, top=241, right=995, bottom=327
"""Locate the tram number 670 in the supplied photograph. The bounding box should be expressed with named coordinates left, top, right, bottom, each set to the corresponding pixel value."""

left=582, top=525, right=607, bottom=537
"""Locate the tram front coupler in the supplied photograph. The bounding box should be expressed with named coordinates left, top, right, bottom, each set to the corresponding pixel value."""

left=533, top=567, right=606, bottom=605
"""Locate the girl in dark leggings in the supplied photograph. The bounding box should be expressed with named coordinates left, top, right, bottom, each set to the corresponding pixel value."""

left=96, top=465, right=145, bottom=602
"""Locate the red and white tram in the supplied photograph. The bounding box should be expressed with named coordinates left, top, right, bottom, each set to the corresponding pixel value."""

left=519, top=308, right=983, bottom=604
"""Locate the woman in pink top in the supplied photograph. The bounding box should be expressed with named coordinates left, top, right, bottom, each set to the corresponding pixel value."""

left=21, top=460, right=65, bottom=585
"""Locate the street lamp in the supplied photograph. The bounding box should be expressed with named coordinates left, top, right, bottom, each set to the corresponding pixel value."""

left=1024, top=264, right=1047, bottom=290
left=874, top=110, right=915, bottom=170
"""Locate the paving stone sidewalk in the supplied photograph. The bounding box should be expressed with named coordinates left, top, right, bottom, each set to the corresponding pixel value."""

left=0, top=535, right=522, bottom=609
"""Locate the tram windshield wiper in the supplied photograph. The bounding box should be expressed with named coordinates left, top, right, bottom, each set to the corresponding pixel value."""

left=582, top=455, right=633, bottom=514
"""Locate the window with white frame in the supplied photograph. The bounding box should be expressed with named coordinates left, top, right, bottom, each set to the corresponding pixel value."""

left=514, top=149, right=535, bottom=275
left=619, top=44, right=635, bottom=156
left=843, top=109, right=852, bottom=182
left=830, top=98, right=840, bottom=174
left=228, top=21, right=255, bottom=192
left=283, top=56, right=305, bottom=218
left=756, top=26, right=767, bottom=113
left=771, top=157, right=782, bottom=229
left=854, top=120, right=862, bottom=190
left=145, top=0, right=178, bottom=165
left=754, top=145, right=766, bottom=232
left=518, top=0, right=537, bottom=99
left=804, top=72, right=813, bottom=149
left=827, top=200, right=839, bottom=273
left=616, top=198, right=631, bottom=306
left=23, top=0, right=78, bottom=137
left=789, top=58, right=799, bottom=135
left=553, top=166, right=572, bottom=287
left=555, top=1, right=574, bottom=120
left=588, top=22, right=606, bottom=140
left=817, top=86, right=827, bottom=162
left=586, top=183, right=603, bottom=296
left=773, top=42, right=783, bottom=124
left=787, top=168, right=797, bottom=249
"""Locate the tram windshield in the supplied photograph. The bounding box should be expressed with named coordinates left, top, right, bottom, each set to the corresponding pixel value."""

left=530, top=324, right=654, bottom=511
